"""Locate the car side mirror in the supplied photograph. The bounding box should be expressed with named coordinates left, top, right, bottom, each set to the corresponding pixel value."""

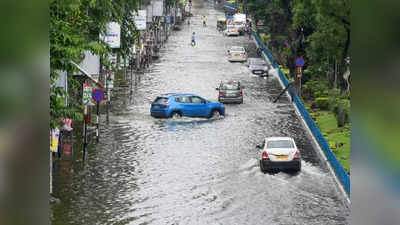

left=227, top=50, right=230, bottom=53
left=216, top=87, right=219, bottom=90
left=256, top=145, right=262, bottom=149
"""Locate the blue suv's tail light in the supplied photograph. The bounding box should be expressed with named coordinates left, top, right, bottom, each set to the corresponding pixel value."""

left=159, top=104, right=169, bottom=108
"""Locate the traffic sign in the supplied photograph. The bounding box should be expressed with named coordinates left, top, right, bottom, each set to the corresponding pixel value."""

left=295, top=56, right=305, bottom=67
left=92, top=89, right=105, bottom=102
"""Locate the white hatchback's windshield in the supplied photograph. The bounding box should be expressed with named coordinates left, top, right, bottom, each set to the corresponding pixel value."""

left=267, top=140, right=294, bottom=148
left=231, top=47, right=244, bottom=52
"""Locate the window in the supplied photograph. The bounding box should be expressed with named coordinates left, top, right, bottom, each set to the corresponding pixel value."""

left=154, top=97, right=169, bottom=104
left=267, top=140, right=295, bottom=149
left=231, top=47, right=244, bottom=52
left=191, top=96, right=205, bottom=103
left=176, top=96, right=191, bottom=103
left=252, top=60, right=266, bottom=66
left=221, top=83, right=240, bottom=90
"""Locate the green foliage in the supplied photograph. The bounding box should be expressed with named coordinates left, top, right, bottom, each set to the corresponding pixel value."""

left=315, top=97, right=329, bottom=110
left=50, top=0, right=141, bottom=128
left=302, top=79, right=328, bottom=100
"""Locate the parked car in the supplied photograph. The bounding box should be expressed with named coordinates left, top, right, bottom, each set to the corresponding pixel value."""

left=150, top=93, right=225, bottom=119
left=216, top=80, right=243, bottom=104
left=227, top=46, right=247, bottom=62
left=257, top=137, right=301, bottom=172
left=224, top=25, right=239, bottom=36
left=248, top=58, right=270, bottom=76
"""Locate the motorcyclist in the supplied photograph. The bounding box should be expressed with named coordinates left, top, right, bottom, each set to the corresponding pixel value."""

left=191, top=32, right=196, bottom=46
left=202, top=16, right=207, bottom=27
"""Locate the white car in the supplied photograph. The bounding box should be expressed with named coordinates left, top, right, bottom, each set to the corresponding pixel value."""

left=224, top=25, right=239, bottom=36
left=227, top=46, right=247, bottom=62
left=257, top=137, right=301, bottom=172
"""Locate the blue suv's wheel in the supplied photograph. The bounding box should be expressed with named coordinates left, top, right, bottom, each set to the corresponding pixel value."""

left=210, top=109, right=221, bottom=119
left=171, top=111, right=182, bottom=119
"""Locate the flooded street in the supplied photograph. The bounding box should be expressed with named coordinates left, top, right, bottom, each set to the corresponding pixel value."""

left=52, top=1, right=349, bottom=224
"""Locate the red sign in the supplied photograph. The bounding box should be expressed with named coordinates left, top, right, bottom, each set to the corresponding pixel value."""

left=92, top=89, right=105, bottom=102
left=295, top=56, right=305, bottom=67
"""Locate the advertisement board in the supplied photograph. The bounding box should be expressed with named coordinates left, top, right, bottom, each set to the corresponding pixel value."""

left=100, top=22, right=121, bottom=49
left=152, top=0, right=164, bottom=17
left=134, top=10, right=147, bottom=30
left=83, top=81, right=95, bottom=105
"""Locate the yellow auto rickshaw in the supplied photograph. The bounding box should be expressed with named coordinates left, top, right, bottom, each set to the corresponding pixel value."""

left=217, top=18, right=226, bottom=31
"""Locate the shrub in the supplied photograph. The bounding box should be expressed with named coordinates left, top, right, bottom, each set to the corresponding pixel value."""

left=334, top=99, right=350, bottom=127
left=302, top=80, right=329, bottom=100
left=315, top=97, right=329, bottom=110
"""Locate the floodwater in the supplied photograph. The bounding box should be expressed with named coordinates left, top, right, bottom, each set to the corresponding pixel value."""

left=51, top=1, right=349, bottom=224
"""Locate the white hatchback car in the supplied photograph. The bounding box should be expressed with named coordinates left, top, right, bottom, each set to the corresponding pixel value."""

left=257, top=137, right=301, bottom=172
left=227, top=46, right=247, bottom=62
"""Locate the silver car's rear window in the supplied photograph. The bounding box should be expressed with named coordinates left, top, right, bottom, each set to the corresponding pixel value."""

left=267, top=140, right=294, bottom=148
left=221, top=83, right=240, bottom=90
left=251, top=60, right=266, bottom=65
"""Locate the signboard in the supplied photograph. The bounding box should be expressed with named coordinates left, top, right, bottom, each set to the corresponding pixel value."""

left=105, top=72, right=115, bottom=89
left=134, top=10, right=147, bottom=30
left=50, top=128, right=60, bottom=153
left=177, top=8, right=182, bottom=17
left=153, top=0, right=164, bottom=16
left=92, top=89, right=105, bottom=102
left=297, top=67, right=303, bottom=78
left=100, top=22, right=121, bottom=49
left=167, top=16, right=173, bottom=24
left=83, top=81, right=95, bottom=105
left=295, top=56, right=305, bottom=67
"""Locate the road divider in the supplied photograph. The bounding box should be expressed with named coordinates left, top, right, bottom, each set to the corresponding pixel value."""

left=252, top=31, right=350, bottom=198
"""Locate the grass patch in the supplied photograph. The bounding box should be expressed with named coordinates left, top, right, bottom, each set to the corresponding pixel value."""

left=313, top=111, right=350, bottom=172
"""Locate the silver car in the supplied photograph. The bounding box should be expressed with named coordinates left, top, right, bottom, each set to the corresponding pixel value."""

left=216, top=81, right=243, bottom=104
left=248, top=58, right=270, bottom=76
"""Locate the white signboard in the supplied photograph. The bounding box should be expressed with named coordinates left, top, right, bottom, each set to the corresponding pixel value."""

left=83, top=82, right=94, bottom=105
left=101, top=22, right=121, bottom=48
left=134, top=10, right=147, bottom=30
left=105, top=72, right=115, bottom=89
left=152, top=0, right=164, bottom=17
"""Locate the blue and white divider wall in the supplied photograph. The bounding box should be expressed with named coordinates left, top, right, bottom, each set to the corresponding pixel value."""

left=253, top=31, right=350, bottom=198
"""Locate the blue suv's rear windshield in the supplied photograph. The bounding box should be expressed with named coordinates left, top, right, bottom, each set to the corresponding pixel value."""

left=154, top=97, right=169, bottom=104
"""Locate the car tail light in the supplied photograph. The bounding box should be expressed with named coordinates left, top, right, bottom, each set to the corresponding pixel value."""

left=243, top=52, right=246, bottom=56
left=219, top=91, right=223, bottom=97
left=160, top=104, right=169, bottom=108
left=239, top=90, right=243, bottom=96
left=262, top=151, right=269, bottom=159
left=294, top=151, right=300, bottom=158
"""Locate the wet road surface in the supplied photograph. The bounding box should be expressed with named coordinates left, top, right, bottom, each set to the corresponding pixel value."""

left=52, top=1, right=349, bottom=224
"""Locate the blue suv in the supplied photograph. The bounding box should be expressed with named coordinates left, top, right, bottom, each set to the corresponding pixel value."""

left=150, top=93, right=225, bottom=118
